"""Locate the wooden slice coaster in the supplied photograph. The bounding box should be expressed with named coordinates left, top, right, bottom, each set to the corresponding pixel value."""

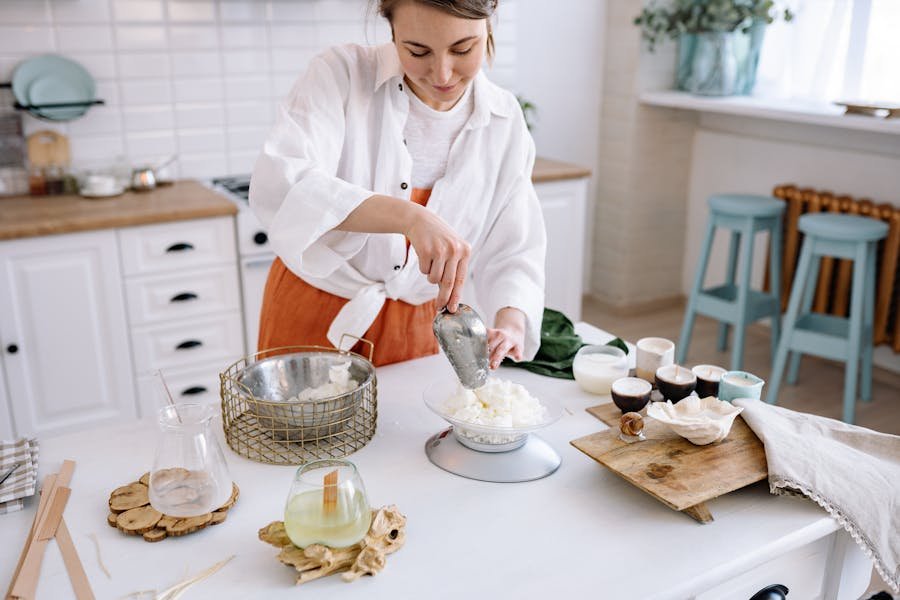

left=105, top=473, right=239, bottom=543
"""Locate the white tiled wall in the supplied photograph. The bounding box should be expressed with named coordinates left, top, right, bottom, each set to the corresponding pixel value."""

left=0, top=0, right=518, bottom=178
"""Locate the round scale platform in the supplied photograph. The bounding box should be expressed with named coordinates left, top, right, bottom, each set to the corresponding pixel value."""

left=425, top=427, right=561, bottom=483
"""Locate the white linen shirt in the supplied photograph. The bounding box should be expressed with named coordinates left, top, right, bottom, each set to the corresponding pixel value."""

left=249, top=43, right=546, bottom=359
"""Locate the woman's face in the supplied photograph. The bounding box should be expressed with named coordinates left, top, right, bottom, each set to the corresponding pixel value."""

left=391, top=1, right=488, bottom=111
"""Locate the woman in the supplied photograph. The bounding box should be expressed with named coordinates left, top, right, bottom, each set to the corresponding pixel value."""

left=249, top=0, right=545, bottom=369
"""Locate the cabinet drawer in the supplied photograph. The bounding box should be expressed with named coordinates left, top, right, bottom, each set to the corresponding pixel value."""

left=131, top=312, right=244, bottom=375
left=125, top=265, right=241, bottom=326
left=695, top=535, right=832, bottom=600
left=137, top=361, right=223, bottom=418
left=119, top=217, right=236, bottom=276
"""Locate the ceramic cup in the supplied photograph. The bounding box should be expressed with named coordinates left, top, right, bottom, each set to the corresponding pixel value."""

left=654, top=364, right=696, bottom=403
left=691, top=364, right=726, bottom=398
left=718, top=371, right=765, bottom=402
left=610, top=377, right=653, bottom=413
left=573, top=345, right=629, bottom=395
left=636, top=337, right=675, bottom=382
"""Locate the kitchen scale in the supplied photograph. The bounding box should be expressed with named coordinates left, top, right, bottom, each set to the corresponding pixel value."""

left=426, top=306, right=563, bottom=483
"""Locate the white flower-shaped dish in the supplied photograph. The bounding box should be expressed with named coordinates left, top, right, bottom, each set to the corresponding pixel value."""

left=646, top=395, right=743, bottom=445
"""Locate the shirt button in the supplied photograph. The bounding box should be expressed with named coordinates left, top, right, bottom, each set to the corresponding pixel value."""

left=403, top=138, right=407, bottom=145
left=399, top=83, right=403, bottom=91
left=393, top=265, right=401, bottom=271
left=400, top=182, right=408, bottom=190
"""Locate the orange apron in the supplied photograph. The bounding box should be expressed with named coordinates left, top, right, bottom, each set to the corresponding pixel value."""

left=257, top=188, right=439, bottom=366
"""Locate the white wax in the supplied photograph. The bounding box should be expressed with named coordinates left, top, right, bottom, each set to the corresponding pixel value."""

left=656, top=364, right=696, bottom=385
left=573, top=352, right=628, bottom=395
left=692, top=365, right=726, bottom=382
left=611, top=377, right=652, bottom=396
left=723, top=373, right=759, bottom=387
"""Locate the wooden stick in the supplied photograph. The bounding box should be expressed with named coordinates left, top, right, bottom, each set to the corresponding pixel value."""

left=10, top=460, right=76, bottom=599
left=5, top=474, right=56, bottom=600
left=323, top=470, right=338, bottom=515
left=55, top=519, right=95, bottom=600
left=158, top=370, right=181, bottom=423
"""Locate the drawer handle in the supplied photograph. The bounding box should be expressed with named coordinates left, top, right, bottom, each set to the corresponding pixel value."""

left=175, top=340, right=203, bottom=350
left=180, top=386, right=208, bottom=396
left=170, top=292, right=199, bottom=303
left=749, top=584, right=789, bottom=600
left=166, top=242, right=195, bottom=253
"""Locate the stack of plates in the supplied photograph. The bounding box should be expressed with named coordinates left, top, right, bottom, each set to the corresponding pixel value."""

left=11, top=55, right=96, bottom=122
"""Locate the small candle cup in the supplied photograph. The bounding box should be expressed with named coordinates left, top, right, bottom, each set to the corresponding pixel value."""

left=691, top=364, right=726, bottom=398
left=654, top=364, right=697, bottom=403
left=610, top=377, right=653, bottom=413
left=718, top=371, right=765, bottom=402
left=635, top=337, right=675, bottom=383
left=573, top=345, right=629, bottom=395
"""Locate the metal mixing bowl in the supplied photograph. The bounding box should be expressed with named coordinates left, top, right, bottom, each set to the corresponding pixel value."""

left=235, top=350, right=375, bottom=442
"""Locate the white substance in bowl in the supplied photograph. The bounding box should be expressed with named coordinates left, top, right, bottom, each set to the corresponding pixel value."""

left=290, top=361, right=358, bottom=402
left=441, top=378, right=547, bottom=445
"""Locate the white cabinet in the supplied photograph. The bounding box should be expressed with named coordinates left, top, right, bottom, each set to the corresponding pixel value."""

left=535, top=177, right=588, bottom=320
left=119, top=217, right=244, bottom=418
left=0, top=230, right=136, bottom=437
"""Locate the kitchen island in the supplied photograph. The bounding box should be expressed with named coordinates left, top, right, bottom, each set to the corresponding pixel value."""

left=1, top=325, right=870, bottom=599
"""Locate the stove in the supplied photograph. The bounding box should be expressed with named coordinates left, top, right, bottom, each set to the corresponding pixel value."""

left=208, top=175, right=273, bottom=353
left=211, top=176, right=250, bottom=202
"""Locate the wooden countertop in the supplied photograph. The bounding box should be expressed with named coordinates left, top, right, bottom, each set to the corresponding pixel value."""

left=0, top=180, right=237, bottom=241
left=0, top=159, right=589, bottom=242
left=532, top=157, right=592, bottom=183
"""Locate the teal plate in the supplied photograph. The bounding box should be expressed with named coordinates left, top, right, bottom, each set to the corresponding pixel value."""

left=11, top=55, right=96, bottom=121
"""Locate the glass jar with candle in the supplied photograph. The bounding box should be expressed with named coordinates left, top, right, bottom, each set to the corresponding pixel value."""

left=285, top=459, right=372, bottom=548
left=573, top=345, right=629, bottom=395
left=148, top=403, right=233, bottom=517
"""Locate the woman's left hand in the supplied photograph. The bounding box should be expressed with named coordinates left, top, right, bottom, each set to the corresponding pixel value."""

left=487, top=307, right=526, bottom=369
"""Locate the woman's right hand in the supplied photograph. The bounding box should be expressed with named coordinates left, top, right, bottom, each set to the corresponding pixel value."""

left=405, top=207, right=470, bottom=313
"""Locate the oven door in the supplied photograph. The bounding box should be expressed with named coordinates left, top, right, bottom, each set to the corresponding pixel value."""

left=240, top=254, right=275, bottom=354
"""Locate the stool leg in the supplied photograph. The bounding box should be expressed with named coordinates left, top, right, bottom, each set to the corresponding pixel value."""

left=717, top=230, right=741, bottom=352
left=860, top=241, right=877, bottom=403
left=769, top=215, right=783, bottom=362
left=769, top=240, right=814, bottom=406
left=678, top=219, right=716, bottom=365
left=730, top=221, right=755, bottom=371
left=787, top=250, right=822, bottom=385
left=842, top=243, right=867, bottom=424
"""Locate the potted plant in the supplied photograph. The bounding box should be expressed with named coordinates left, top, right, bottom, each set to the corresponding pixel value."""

left=634, top=0, right=793, bottom=96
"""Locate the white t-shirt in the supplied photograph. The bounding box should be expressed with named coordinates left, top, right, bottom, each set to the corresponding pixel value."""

left=403, top=82, right=474, bottom=189
left=249, top=43, right=546, bottom=359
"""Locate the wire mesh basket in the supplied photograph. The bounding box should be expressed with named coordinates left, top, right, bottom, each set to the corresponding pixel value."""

left=219, top=340, right=377, bottom=465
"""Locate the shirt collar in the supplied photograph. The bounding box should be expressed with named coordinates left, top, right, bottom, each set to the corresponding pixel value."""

left=374, top=42, right=513, bottom=126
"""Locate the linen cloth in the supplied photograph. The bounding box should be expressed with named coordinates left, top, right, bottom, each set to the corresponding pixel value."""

left=0, top=437, right=39, bottom=515
left=733, top=398, right=900, bottom=593
left=250, top=42, right=546, bottom=359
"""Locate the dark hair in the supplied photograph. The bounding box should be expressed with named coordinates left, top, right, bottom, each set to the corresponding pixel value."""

left=376, top=0, right=497, bottom=58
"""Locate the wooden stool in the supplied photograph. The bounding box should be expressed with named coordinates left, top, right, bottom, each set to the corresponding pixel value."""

left=767, top=213, right=888, bottom=424
left=678, top=194, right=785, bottom=371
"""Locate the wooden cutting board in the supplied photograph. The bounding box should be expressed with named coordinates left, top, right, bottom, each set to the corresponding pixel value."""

left=570, top=402, right=767, bottom=523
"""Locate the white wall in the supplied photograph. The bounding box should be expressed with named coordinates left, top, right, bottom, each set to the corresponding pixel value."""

left=513, top=0, right=605, bottom=290
left=0, top=0, right=519, bottom=178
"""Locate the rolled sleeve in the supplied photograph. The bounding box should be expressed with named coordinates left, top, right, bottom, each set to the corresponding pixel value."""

left=474, top=153, right=547, bottom=360
left=249, top=53, right=374, bottom=279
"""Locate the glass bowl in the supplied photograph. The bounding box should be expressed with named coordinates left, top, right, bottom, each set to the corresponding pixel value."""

left=423, top=378, right=563, bottom=453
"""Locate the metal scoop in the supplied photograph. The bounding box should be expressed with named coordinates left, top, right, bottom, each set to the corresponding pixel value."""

left=433, top=304, right=490, bottom=389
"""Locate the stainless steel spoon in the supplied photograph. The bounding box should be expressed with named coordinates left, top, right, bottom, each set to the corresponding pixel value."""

left=433, top=304, right=490, bottom=389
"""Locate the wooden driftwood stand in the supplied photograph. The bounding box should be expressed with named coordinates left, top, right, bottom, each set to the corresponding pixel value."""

left=259, top=505, right=406, bottom=585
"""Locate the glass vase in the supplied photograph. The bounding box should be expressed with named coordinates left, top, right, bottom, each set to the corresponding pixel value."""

left=148, top=403, right=233, bottom=517
left=284, top=459, right=372, bottom=548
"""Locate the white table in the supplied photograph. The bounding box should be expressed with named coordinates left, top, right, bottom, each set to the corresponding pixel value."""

left=1, top=324, right=871, bottom=599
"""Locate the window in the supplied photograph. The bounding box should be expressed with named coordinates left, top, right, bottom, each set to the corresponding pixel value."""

left=755, top=0, right=900, bottom=103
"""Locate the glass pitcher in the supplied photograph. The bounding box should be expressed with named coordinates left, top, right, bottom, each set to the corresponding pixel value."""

left=148, top=403, right=232, bottom=517
left=284, top=459, right=371, bottom=548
